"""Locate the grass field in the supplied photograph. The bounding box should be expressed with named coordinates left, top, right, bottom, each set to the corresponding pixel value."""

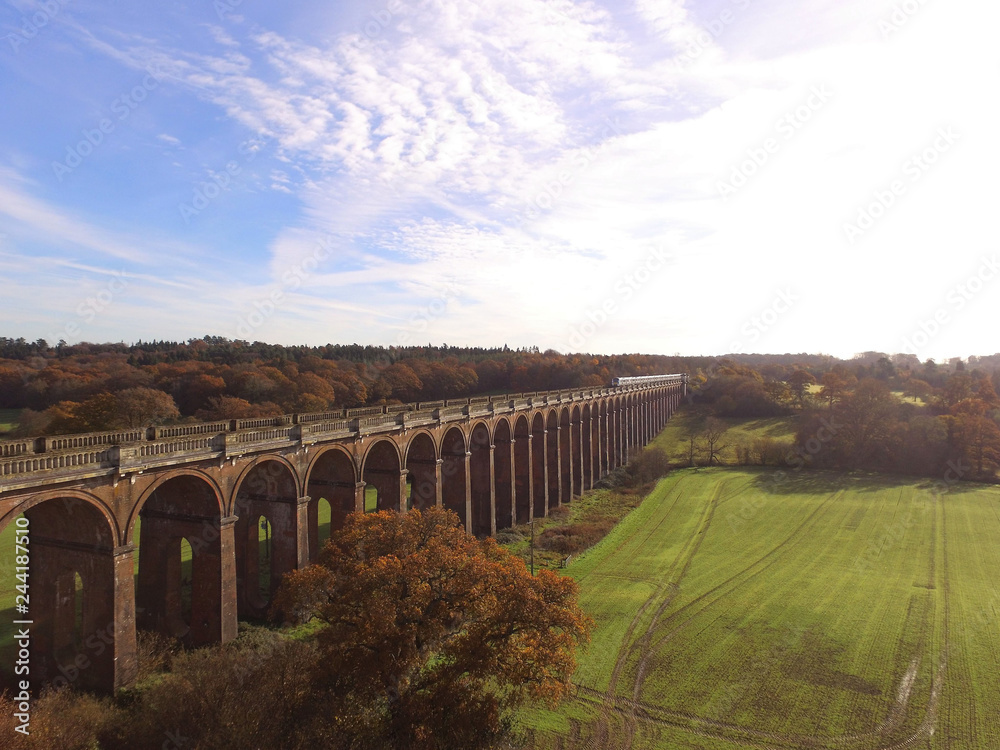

left=518, top=467, right=1000, bottom=750
left=0, top=409, right=21, bottom=435
left=647, top=407, right=797, bottom=464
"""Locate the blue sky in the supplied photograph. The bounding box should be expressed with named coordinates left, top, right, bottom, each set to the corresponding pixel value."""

left=1, top=0, right=997, bottom=360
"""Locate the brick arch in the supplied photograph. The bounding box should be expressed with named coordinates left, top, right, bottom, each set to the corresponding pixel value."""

left=468, top=419, right=492, bottom=449
left=404, top=430, right=439, bottom=512
left=545, top=409, right=560, bottom=510
left=583, top=402, right=597, bottom=490
left=130, top=470, right=229, bottom=649
left=361, top=438, right=404, bottom=513
left=441, top=425, right=469, bottom=529
left=359, top=437, right=404, bottom=478
left=0, top=488, right=118, bottom=544
left=229, top=454, right=303, bottom=516
left=304, top=444, right=358, bottom=487
left=571, top=405, right=583, bottom=497
left=493, top=418, right=514, bottom=531
left=14, top=491, right=124, bottom=692
left=469, top=421, right=493, bottom=536
left=402, top=428, right=440, bottom=465
left=559, top=406, right=572, bottom=503
left=513, top=414, right=532, bottom=524
left=530, top=411, right=547, bottom=518
left=305, top=444, right=359, bottom=562
left=128, top=469, right=225, bottom=545
left=598, top=398, right=610, bottom=474
left=231, top=457, right=302, bottom=618
left=491, top=415, right=513, bottom=443
left=612, top=396, right=624, bottom=468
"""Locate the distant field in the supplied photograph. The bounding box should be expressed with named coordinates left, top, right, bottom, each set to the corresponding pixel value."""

left=0, top=409, right=21, bottom=435
left=648, top=406, right=797, bottom=464
left=518, top=467, right=1000, bottom=750
left=893, top=389, right=928, bottom=406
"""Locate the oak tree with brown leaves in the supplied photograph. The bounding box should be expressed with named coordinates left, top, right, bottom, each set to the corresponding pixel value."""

left=273, top=506, right=591, bottom=750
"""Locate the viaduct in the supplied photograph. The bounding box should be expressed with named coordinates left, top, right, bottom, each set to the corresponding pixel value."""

left=0, top=374, right=687, bottom=693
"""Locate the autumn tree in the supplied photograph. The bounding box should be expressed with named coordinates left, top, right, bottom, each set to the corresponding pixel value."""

left=750, top=435, right=778, bottom=465
left=828, top=378, right=900, bottom=469
left=196, top=395, right=283, bottom=421
left=820, top=369, right=855, bottom=409
left=787, top=369, right=816, bottom=407
left=114, top=387, right=181, bottom=428
left=273, top=507, right=591, bottom=750
left=902, top=378, right=931, bottom=403
left=947, top=399, right=1000, bottom=478
left=291, top=371, right=337, bottom=412
left=40, top=388, right=179, bottom=433
left=701, top=418, right=730, bottom=465
left=173, top=372, right=227, bottom=413
left=952, top=414, right=1000, bottom=478
left=371, top=362, right=424, bottom=403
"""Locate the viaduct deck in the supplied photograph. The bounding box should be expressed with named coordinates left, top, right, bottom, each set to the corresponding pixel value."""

left=0, top=374, right=687, bottom=693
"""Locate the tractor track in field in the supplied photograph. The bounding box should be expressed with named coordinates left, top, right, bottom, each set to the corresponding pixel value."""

left=568, top=656, right=947, bottom=750
left=635, top=491, right=843, bottom=677
left=591, top=477, right=727, bottom=747
left=585, top=478, right=827, bottom=747
left=626, top=480, right=726, bottom=700
left=601, top=478, right=727, bottom=696
left=552, top=481, right=950, bottom=750
left=573, top=480, right=686, bottom=588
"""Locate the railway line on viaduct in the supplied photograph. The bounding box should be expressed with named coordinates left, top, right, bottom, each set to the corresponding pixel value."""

left=0, top=374, right=687, bottom=693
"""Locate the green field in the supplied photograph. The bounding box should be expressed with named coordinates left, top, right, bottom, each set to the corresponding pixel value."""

left=518, top=467, right=1000, bottom=750
left=0, top=409, right=21, bottom=435
left=648, top=408, right=797, bottom=464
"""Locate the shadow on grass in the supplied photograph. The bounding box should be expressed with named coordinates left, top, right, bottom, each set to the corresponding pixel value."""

left=0, top=604, right=18, bottom=692
left=737, top=417, right=797, bottom=438
left=747, top=467, right=999, bottom=498
left=742, top=468, right=897, bottom=496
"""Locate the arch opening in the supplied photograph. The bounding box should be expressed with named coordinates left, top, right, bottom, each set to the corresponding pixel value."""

left=6, top=497, right=120, bottom=692
left=546, top=411, right=560, bottom=511
left=179, top=537, right=194, bottom=632
left=559, top=409, right=572, bottom=504
left=470, top=423, right=493, bottom=536
left=362, top=440, right=404, bottom=513
left=599, top=402, right=609, bottom=475
left=135, top=474, right=226, bottom=647
left=232, top=460, right=298, bottom=619
left=513, top=416, right=532, bottom=525
left=405, top=433, right=438, bottom=513
left=494, top=420, right=513, bottom=531
left=316, top=498, right=333, bottom=551
left=307, top=448, right=357, bottom=563
left=441, top=427, right=469, bottom=530
left=531, top=413, right=547, bottom=519
left=571, top=406, right=583, bottom=498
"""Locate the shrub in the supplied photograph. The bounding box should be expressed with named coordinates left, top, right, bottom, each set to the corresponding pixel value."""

left=538, top=520, right=615, bottom=554
left=0, top=687, right=121, bottom=750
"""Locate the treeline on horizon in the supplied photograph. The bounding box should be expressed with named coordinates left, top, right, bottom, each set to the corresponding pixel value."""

left=692, top=355, right=1000, bottom=482
left=1, top=336, right=999, bottom=450
left=0, top=336, right=700, bottom=437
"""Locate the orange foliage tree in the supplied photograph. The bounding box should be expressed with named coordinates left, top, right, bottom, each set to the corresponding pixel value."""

left=273, top=507, right=591, bottom=749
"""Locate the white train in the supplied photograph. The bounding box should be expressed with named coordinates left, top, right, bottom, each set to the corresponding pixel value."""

left=610, top=373, right=688, bottom=387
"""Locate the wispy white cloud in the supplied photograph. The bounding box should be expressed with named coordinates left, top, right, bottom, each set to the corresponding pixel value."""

left=3, top=0, right=997, bottom=358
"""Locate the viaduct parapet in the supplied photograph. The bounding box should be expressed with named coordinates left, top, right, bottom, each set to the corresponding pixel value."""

left=0, top=374, right=687, bottom=693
